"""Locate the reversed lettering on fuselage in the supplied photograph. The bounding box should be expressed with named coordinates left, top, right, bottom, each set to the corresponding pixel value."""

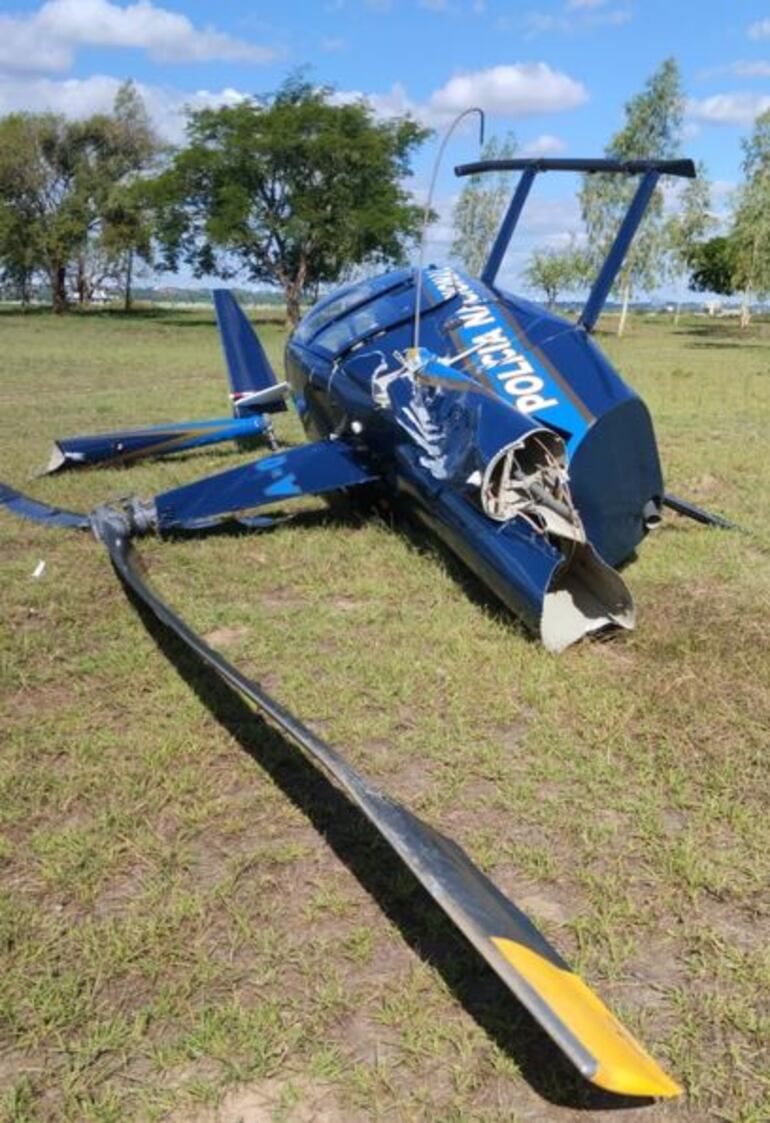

left=426, top=267, right=558, bottom=417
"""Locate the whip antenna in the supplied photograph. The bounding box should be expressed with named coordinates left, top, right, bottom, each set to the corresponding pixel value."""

left=413, top=107, right=485, bottom=354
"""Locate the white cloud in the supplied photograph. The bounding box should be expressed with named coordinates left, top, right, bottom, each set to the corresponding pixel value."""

left=320, top=36, right=347, bottom=52
left=698, top=59, right=770, bottom=80
left=688, top=92, right=770, bottom=126
left=522, top=1, right=631, bottom=38
left=726, top=59, right=770, bottom=77
left=0, top=0, right=278, bottom=75
left=748, top=18, right=770, bottom=40
left=0, top=73, right=248, bottom=142
left=336, top=65, right=587, bottom=127
left=521, top=132, right=566, bottom=155
left=427, top=63, right=587, bottom=118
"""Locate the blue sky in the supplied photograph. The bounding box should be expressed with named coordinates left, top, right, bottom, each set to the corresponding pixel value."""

left=2, top=0, right=769, bottom=291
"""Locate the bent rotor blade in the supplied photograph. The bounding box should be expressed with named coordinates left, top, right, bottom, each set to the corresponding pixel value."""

left=90, top=506, right=681, bottom=1101
left=0, top=482, right=90, bottom=529
left=43, top=415, right=272, bottom=475
left=0, top=483, right=280, bottom=535
left=663, top=492, right=737, bottom=530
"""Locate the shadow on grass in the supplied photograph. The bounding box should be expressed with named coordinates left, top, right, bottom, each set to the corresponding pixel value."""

left=0, top=304, right=288, bottom=330
left=672, top=322, right=770, bottom=349
left=115, top=516, right=650, bottom=1113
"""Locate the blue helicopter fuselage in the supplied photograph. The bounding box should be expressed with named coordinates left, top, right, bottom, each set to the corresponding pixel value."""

left=285, top=265, right=662, bottom=647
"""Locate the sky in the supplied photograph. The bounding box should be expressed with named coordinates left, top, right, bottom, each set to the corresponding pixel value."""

left=1, top=0, right=769, bottom=293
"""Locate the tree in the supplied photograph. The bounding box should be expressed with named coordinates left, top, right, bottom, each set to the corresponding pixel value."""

left=688, top=235, right=738, bottom=298
left=523, top=245, right=584, bottom=309
left=579, top=57, right=684, bottom=336
left=149, top=76, right=427, bottom=326
left=665, top=166, right=714, bottom=323
left=0, top=113, right=89, bottom=311
left=98, top=81, right=160, bottom=309
left=731, top=108, right=770, bottom=327
left=0, top=85, right=159, bottom=312
left=450, top=133, right=517, bottom=278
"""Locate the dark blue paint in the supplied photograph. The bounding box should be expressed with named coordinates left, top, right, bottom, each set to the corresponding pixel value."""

left=154, top=440, right=378, bottom=533
left=481, top=167, right=536, bottom=287
left=52, top=415, right=270, bottom=470
left=579, top=171, right=661, bottom=332
left=0, top=483, right=89, bottom=529
left=213, top=289, right=287, bottom=414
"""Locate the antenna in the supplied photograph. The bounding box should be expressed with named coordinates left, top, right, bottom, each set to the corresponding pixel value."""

left=412, top=107, right=485, bottom=354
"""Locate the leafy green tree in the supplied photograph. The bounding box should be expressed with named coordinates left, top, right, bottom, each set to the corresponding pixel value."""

left=149, top=76, right=427, bottom=326
left=579, top=57, right=684, bottom=335
left=0, top=190, right=41, bottom=305
left=0, top=113, right=88, bottom=311
left=688, top=235, right=738, bottom=298
left=450, top=133, right=516, bottom=278
left=731, top=108, right=770, bottom=327
left=665, top=165, right=714, bottom=322
left=97, top=81, right=161, bottom=309
left=0, top=84, right=159, bottom=312
left=523, top=245, right=584, bottom=309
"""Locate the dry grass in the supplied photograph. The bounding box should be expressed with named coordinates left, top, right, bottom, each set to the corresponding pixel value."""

left=0, top=305, right=768, bottom=1122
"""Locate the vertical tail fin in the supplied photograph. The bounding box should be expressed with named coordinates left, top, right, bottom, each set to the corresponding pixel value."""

left=212, top=290, right=288, bottom=416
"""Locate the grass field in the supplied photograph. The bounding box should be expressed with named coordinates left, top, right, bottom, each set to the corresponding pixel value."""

left=1, top=304, right=768, bottom=1123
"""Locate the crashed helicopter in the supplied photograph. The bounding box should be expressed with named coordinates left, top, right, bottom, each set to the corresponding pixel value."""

left=1, top=152, right=735, bottom=1103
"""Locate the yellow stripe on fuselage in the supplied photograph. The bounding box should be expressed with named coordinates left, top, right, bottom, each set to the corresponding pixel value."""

left=491, top=937, right=682, bottom=1099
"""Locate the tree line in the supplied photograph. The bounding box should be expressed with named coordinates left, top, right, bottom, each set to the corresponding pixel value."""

left=1, top=63, right=768, bottom=328
left=0, top=75, right=426, bottom=324
left=452, top=58, right=770, bottom=332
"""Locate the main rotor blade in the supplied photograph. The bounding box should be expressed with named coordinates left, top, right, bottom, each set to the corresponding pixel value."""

left=0, top=484, right=281, bottom=536
left=0, top=482, right=90, bottom=529
left=90, top=506, right=681, bottom=1101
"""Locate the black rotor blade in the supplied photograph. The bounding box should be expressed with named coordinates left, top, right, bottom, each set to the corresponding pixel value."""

left=88, top=504, right=680, bottom=1101
left=663, top=492, right=738, bottom=530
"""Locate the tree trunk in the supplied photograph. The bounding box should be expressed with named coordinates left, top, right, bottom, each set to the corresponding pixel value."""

left=617, top=281, right=631, bottom=337
left=282, top=258, right=307, bottom=330
left=740, top=289, right=751, bottom=329
left=51, top=263, right=68, bottom=314
left=124, top=249, right=133, bottom=312
left=285, top=285, right=301, bottom=329
left=76, top=254, right=87, bottom=305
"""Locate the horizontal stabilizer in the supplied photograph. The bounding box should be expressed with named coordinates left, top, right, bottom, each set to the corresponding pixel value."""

left=213, top=289, right=287, bottom=416
left=42, top=416, right=272, bottom=474
left=153, top=439, right=379, bottom=533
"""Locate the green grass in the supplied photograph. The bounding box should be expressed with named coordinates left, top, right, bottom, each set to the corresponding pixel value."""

left=1, top=305, right=769, bottom=1122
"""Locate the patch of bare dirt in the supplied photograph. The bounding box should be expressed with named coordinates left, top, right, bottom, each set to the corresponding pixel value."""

left=204, top=625, right=251, bottom=648
left=383, top=756, right=436, bottom=804
left=173, top=1075, right=353, bottom=1123
left=329, top=596, right=368, bottom=613
left=330, top=1009, right=401, bottom=1068
left=3, top=682, right=76, bottom=722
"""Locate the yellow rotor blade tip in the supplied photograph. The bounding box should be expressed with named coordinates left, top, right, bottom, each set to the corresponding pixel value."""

left=492, top=937, right=682, bottom=1099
